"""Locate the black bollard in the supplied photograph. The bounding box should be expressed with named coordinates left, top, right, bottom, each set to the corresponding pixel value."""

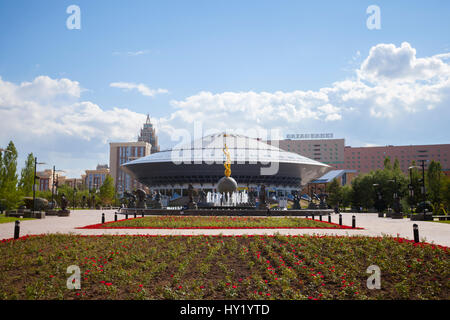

left=319, top=214, right=322, bottom=221
left=141, top=211, right=144, bottom=218
left=312, top=214, right=315, bottom=220
left=14, top=220, right=20, bottom=239
left=328, top=214, right=331, bottom=223
left=114, top=212, right=118, bottom=222
left=339, top=214, right=342, bottom=226
left=413, top=224, right=419, bottom=243
left=352, top=215, right=356, bottom=228
left=101, top=213, right=105, bottom=224
left=125, top=213, right=128, bottom=219
left=134, top=211, right=137, bottom=218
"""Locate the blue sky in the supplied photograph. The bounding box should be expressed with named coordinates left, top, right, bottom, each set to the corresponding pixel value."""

left=1, top=0, right=449, bottom=177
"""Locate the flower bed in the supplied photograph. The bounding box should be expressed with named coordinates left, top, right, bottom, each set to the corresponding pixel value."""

left=0, top=234, right=447, bottom=300
left=79, top=215, right=361, bottom=229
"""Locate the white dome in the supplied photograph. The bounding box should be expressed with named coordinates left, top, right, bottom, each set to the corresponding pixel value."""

left=126, top=133, right=328, bottom=167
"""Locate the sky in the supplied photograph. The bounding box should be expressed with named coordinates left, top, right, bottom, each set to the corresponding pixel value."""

left=0, top=0, right=449, bottom=178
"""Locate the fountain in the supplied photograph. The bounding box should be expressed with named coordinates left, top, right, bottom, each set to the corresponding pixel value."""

left=206, top=190, right=249, bottom=207
left=118, top=133, right=333, bottom=217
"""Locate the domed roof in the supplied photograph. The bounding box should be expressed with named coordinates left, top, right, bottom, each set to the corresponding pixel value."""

left=124, top=133, right=329, bottom=167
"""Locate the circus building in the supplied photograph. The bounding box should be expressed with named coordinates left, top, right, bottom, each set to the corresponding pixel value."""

left=121, top=133, right=331, bottom=197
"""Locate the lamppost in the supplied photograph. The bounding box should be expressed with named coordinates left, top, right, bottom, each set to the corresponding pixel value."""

left=418, top=160, right=428, bottom=203
left=387, top=177, right=400, bottom=214
left=373, top=183, right=383, bottom=214
left=73, top=179, right=77, bottom=210
left=409, top=160, right=428, bottom=204
left=408, top=166, right=418, bottom=213
left=51, top=167, right=65, bottom=209
left=33, top=157, right=47, bottom=212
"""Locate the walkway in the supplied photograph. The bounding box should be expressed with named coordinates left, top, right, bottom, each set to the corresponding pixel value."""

left=0, top=210, right=448, bottom=246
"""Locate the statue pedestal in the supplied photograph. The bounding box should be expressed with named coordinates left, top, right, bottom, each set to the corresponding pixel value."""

left=57, top=210, right=71, bottom=217
left=46, top=210, right=59, bottom=216
left=308, top=202, right=319, bottom=209
left=32, top=211, right=46, bottom=219
left=410, top=212, right=433, bottom=221
left=188, top=202, right=198, bottom=210
left=391, top=212, right=404, bottom=219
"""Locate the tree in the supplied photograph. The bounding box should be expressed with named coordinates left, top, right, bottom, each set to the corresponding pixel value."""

left=18, top=153, right=35, bottom=197
left=407, top=161, right=422, bottom=208
left=441, top=176, right=450, bottom=213
left=393, top=158, right=401, bottom=174
left=99, top=175, right=115, bottom=206
left=427, top=160, right=443, bottom=208
left=351, top=173, right=375, bottom=210
left=384, top=157, right=392, bottom=171
left=341, top=185, right=352, bottom=209
left=0, top=141, right=20, bottom=210
left=327, top=178, right=343, bottom=207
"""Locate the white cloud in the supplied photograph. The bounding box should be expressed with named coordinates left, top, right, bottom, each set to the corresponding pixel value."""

left=358, top=42, right=450, bottom=83
left=1, top=42, right=449, bottom=177
left=112, top=50, right=151, bottom=56
left=0, top=76, right=148, bottom=177
left=110, top=81, right=168, bottom=97
left=158, top=41, right=450, bottom=141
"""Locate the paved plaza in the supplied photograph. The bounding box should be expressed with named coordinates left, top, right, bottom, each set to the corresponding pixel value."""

left=0, top=210, right=449, bottom=246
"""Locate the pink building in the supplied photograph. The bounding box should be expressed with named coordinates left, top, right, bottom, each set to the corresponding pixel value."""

left=335, top=144, right=450, bottom=175
left=274, top=137, right=450, bottom=176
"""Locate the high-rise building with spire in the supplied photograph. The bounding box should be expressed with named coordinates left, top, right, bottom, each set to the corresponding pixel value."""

left=138, top=114, right=160, bottom=153
left=109, top=115, right=159, bottom=194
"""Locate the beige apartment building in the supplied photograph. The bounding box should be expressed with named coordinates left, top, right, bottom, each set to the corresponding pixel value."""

left=36, top=169, right=67, bottom=191
left=109, top=141, right=151, bottom=193
left=83, top=164, right=110, bottom=190
left=270, top=138, right=346, bottom=167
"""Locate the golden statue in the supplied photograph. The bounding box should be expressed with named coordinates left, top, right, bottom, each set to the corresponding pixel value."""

left=223, top=143, right=231, bottom=177
left=217, top=133, right=237, bottom=194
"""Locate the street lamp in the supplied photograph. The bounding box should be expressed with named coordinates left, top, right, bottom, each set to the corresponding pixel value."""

left=51, top=167, right=66, bottom=209
left=408, top=165, right=421, bottom=213
left=409, top=160, right=428, bottom=203
left=33, top=157, right=47, bottom=212
left=387, top=178, right=400, bottom=214
left=73, top=178, right=77, bottom=211
left=373, top=183, right=383, bottom=213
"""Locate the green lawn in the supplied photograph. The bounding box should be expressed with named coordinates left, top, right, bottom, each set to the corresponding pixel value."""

left=0, top=234, right=447, bottom=300
left=0, top=214, right=35, bottom=224
left=82, top=215, right=355, bottom=229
